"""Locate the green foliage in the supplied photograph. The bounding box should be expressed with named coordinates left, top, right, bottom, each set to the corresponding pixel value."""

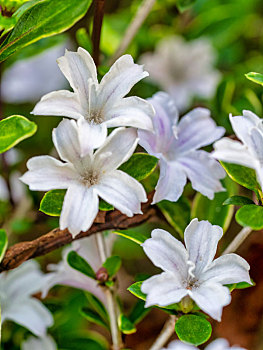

left=0, top=229, right=8, bottom=263
left=113, top=230, right=147, bottom=245
left=157, top=197, right=191, bottom=238
left=245, top=72, right=263, bottom=86
left=39, top=189, right=65, bottom=216
left=226, top=280, right=254, bottom=292
left=102, top=255, right=121, bottom=277
left=174, top=315, right=212, bottom=346
left=127, top=281, right=146, bottom=301
left=118, top=314, right=136, bottom=334
left=119, top=153, right=158, bottom=182
left=235, top=204, right=263, bottom=230
left=80, top=307, right=109, bottom=330
left=0, top=0, right=92, bottom=62
left=129, top=300, right=150, bottom=325
left=0, top=115, right=37, bottom=153
left=99, top=199, right=114, bottom=211
left=176, top=0, right=196, bottom=12
left=67, top=251, right=96, bottom=280
left=84, top=292, right=109, bottom=325
left=223, top=195, right=254, bottom=206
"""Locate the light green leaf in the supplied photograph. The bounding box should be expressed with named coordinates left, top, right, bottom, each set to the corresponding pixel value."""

left=226, top=280, right=254, bottom=292
left=85, top=292, right=109, bottom=325
left=102, top=256, right=121, bottom=278
left=80, top=307, right=109, bottom=330
left=157, top=197, right=190, bottom=238
left=127, top=281, right=146, bottom=301
left=0, top=229, right=8, bottom=263
left=235, top=204, right=263, bottom=230
left=67, top=251, right=96, bottom=280
left=118, top=314, right=136, bottom=335
left=0, top=0, right=92, bottom=62
left=176, top=0, right=196, bottom=12
left=175, top=315, right=212, bottom=346
left=0, top=115, right=37, bottom=153
left=119, top=153, right=158, bottom=182
left=99, top=199, right=114, bottom=211
left=245, top=72, right=263, bottom=86
left=223, top=195, right=254, bottom=206
left=113, top=230, right=147, bottom=245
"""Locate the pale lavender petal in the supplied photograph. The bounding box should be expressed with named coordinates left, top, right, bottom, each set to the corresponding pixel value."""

left=22, top=335, right=57, bottom=350
left=229, top=112, right=260, bottom=148
left=205, top=338, right=246, bottom=350
left=150, top=92, right=179, bottom=125
left=165, top=340, right=197, bottom=350
left=0, top=176, right=9, bottom=201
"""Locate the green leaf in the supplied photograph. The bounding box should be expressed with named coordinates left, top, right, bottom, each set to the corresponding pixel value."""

left=99, top=199, right=114, bottom=211
left=67, top=251, right=96, bottom=280
left=226, top=280, right=254, bottom=292
left=102, top=255, right=121, bottom=278
left=223, top=195, right=254, bottom=206
left=40, top=189, right=65, bottom=216
left=119, top=153, right=158, bottom=182
left=0, top=0, right=92, bottom=62
left=113, top=230, right=147, bottom=245
left=175, top=315, right=212, bottom=346
left=129, top=300, right=150, bottom=325
left=245, top=72, right=263, bottom=86
left=127, top=282, right=146, bottom=301
left=80, top=307, right=109, bottom=330
left=235, top=204, right=263, bottom=230
left=220, top=162, right=260, bottom=192
left=85, top=292, right=109, bottom=325
left=0, top=229, right=8, bottom=263
left=176, top=0, right=196, bottom=12
left=118, top=314, right=136, bottom=335
left=0, top=115, right=37, bottom=153
left=157, top=197, right=191, bottom=238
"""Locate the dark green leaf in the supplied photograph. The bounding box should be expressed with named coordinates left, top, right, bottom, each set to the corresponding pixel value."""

left=0, top=115, right=37, bottom=153
left=129, top=300, right=150, bottom=325
left=102, top=255, right=121, bottom=277
left=85, top=292, right=109, bottom=325
left=80, top=307, right=109, bottom=329
left=236, top=204, right=263, bottom=230
left=0, top=0, right=92, bottom=62
left=39, top=189, right=65, bottom=216
left=113, top=230, right=147, bottom=245
left=0, top=229, right=8, bottom=263
left=223, top=195, right=254, bottom=206
left=119, top=153, right=158, bottom=182
left=67, top=251, right=96, bottom=280
left=99, top=199, right=114, bottom=211
left=245, top=72, right=263, bottom=86
left=118, top=314, right=136, bottom=335
left=175, top=315, right=212, bottom=346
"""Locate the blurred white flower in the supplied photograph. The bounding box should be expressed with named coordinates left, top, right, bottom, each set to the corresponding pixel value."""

left=32, top=47, right=154, bottom=144
left=163, top=338, right=246, bottom=350
left=0, top=260, right=53, bottom=336
left=22, top=335, right=57, bottom=350
left=2, top=42, right=68, bottom=103
left=213, top=110, right=263, bottom=190
left=140, top=36, right=220, bottom=111
left=141, top=218, right=251, bottom=321
left=21, top=119, right=147, bottom=237
left=138, top=92, right=225, bottom=204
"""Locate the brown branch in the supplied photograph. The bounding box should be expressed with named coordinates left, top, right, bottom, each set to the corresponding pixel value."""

left=0, top=192, right=156, bottom=272
left=92, top=0, right=106, bottom=66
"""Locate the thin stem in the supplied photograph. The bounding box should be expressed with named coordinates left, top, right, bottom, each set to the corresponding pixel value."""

left=108, top=0, right=157, bottom=65
left=96, top=232, right=122, bottom=350
left=149, top=315, right=177, bottom=350
left=222, top=227, right=253, bottom=255
left=92, top=0, right=106, bottom=66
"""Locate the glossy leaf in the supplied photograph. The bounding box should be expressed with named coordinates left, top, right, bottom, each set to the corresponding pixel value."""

left=0, top=229, right=8, bottom=263
left=118, top=314, right=136, bottom=335
left=102, top=256, right=121, bottom=278
left=245, top=72, right=263, bottom=86
left=80, top=307, right=109, bottom=330
left=67, top=251, right=96, bottom=280
left=0, top=115, right=37, bottom=153
left=113, top=230, right=147, bottom=245
left=175, top=315, right=212, bottom=346
left=235, top=204, right=263, bottom=230
left=0, top=0, right=92, bottom=62
left=223, top=195, right=254, bottom=206
left=127, top=282, right=146, bottom=301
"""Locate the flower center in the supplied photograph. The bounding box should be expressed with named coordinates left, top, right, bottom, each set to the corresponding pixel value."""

left=81, top=170, right=99, bottom=187
left=87, top=110, right=104, bottom=124
left=185, top=260, right=199, bottom=290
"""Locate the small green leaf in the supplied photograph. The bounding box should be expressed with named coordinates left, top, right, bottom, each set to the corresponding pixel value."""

left=236, top=204, right=263, bottom=230
left=102, top=255, right=121, bottom=277
left=118, top=314, right=136, bottom=335
left=40, top=189, right=65, bottom=216
left=176, top=0, right=196, bottom=12
left=127, top=282, right=146, bottom=301
left=99, top=199, right=114, bottom=211
left=175, top=315, right=212, bottom=346
left=84, top=292, right=109, bottom=326
left=113, top=230, right=147, bottom=245
left=226, top=280, right=254, bottom=291
left=221, top=162, right=260, bottom=192
left=129, top=300, right=150, bottom=325
left=80, top=307, right=109, bottom=330
left=67, top=251, right=96, bottom=279
left=0, top=115, right=37, bottom=153
left=0, top=229, right=8, bottom=263
left=223, top=196, right=254, bottom=206
left=157, top=197, right=190, bottom=238
left=245, top=72, right=263, bottom=86
left=119, top=153, right=158, bottom=182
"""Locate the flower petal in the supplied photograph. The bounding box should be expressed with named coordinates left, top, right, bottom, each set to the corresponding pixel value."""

left=60, top=183, right=99, bottom=237
left=229, top=112, right=261, bottom=147
left=20, top=156, right=76, bottom=191
left=141, top=272, right=188, bottom=308
left=184, top=218, right=223, bottom=276
left=150, top=92, right=179, bottom=125
left=32, top=90, right=83, bottom=119
left=178, top=150, right=225, bottom=199
left=166, top=340, right=196, bottom=350
left=94, top=127, right=138, bottom=173
left=205, top=338, right=245, bottom=350
left=95, top=170, right=146, bottom=217
left=190, top=282, right=231, bottom=321
left=22, top=335, right=57, bottom=350
left=142, top=228, right=188, bottom=277
left=201, top=253, right=251, bottom=285
left=99, top=55, right=148, bottom=108
left=153, top=159, right=187, bottom=203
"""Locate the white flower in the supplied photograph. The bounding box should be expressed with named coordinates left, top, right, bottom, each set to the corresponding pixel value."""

left=141, top=218, right=251, bottom=321
left=22, top=335, right=57, bottom=350
left=20, top=119, right=147, bottom=237
left=138, top=92, right=225, bottom=204
left=140, top=36, right=220, bottom=111
left=0, top=260, right=53, bottom=336
left=163, top=339, right=246, bottom=350
left=213, top=110, right=263, bottom=190
left=32, top=47, right=154, bottom=144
